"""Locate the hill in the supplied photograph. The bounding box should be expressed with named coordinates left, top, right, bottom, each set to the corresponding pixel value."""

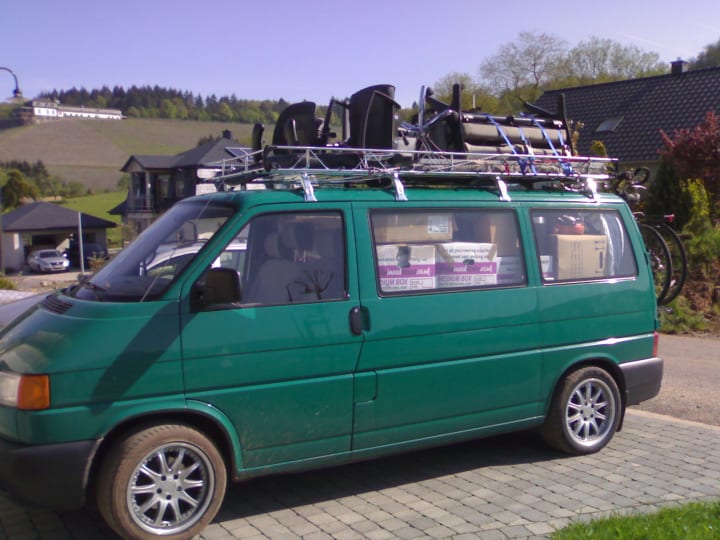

left=0, top=119, right=257, bottom=191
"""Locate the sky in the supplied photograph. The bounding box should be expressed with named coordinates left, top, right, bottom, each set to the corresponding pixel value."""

left=2, top=0, right=720, bottom=109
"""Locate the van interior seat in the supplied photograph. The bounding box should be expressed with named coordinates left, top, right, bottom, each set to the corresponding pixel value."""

left=306, top=228, right=345, bottom=300
left=244, top=231, right=302, bottom=304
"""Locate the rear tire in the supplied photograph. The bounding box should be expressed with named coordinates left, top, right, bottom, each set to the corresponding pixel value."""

left=639, top=223, right=672, bottom=305
left=96, top=423, right=227, bottom=540
left=541, top=367, right=621, bottom=455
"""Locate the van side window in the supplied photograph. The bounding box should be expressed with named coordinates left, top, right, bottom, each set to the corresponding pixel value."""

left=531, top=209, right=637, bottom=282
left=370, top=209, right=525, bottom=294
left=242, top=211, right=346, bottom=305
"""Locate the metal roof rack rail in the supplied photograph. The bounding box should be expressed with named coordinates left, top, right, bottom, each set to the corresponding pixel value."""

left=205, top=145, right=614, bottom=202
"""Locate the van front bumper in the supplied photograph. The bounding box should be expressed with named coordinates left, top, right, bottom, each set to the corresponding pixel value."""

left=620, top=356, right=663, bottom=405
left=0, top=437, right=97, bottom=510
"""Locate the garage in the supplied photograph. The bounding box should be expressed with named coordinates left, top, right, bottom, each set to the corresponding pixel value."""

left=1, top=201, right=116, bottom=272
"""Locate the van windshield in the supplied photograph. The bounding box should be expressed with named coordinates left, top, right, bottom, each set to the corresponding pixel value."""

left=71, top=199, right=234, bottom=302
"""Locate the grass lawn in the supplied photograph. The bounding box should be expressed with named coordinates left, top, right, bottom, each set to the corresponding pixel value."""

left=552, top=501, right=720, bottom=539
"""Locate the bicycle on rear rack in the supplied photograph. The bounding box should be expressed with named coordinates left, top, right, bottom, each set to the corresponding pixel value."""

left=610, top=167, right=688, bottom=305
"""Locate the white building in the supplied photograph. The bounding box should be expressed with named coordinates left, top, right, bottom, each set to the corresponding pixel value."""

left=22, top=100, right=123, bottom=121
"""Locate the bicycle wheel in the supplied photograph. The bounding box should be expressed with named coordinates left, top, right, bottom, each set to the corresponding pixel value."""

left=653, top=223, right=688, bottom=304
left=638, top=223, right=672, bottom=305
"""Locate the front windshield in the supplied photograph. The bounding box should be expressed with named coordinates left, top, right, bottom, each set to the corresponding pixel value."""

left=71, top=198, right=234, bottom=302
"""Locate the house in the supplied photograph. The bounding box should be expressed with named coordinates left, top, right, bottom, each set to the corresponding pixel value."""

left=118, top=130, right=249, bottom=236
left=19, top=100, right=123, bottom=123
left=534, top=61, right=720, bottom=172
left=0, top=202, right=116, bottom=272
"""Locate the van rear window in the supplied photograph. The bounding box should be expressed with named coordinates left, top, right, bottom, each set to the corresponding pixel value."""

left=531, top=209, right=637, bottom=282
left=370, top=209, right=526, bottom=294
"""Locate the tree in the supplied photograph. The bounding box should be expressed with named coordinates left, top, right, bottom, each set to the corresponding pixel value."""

left=160, top=98, right=178, bottom=119
left=557, top=37, right=664, bottom=85
left=216, top=102, right=235, bottom=122
left=659, top=110, right=720, bottom=221
left=2, top=170, right=38, bottom=209
left=62, top=181, right=86, bottom=198
left=117, top=174, right=131, bottom=191
left=472, top=32, right=670, bottom=114
left=645, top=159, right=694, bottom=231
left=690, top=36, right=720, bottom=69
left=430, top=73, right=499, bottom=112
left=480, top=32, right=568, bottom=111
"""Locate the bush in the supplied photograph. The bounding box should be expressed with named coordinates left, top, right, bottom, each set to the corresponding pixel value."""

left=0, top=276, right=17, bottom=291
left=686, top=227, right=720, bottom=277
left=658, top=296, right=709, bottom=333
left=644, top=159, right=693, bottom=230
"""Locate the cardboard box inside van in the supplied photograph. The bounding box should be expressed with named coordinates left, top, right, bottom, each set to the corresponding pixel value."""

left=377, top=244, right=437, bottom=291
left=374, top=214, right=453, bottom=243
left=554, top=234, right=607, bottom=279
left=473, top=213, right=519, bottom=256
left=436, top=242, right=498, bottom=287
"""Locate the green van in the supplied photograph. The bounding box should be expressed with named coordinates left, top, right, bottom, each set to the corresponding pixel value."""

left=0, top=157, right=662, bottom=538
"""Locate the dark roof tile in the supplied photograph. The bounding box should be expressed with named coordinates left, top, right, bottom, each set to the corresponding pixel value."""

left=536, top=66, right=720, bottom=162
left=121, top=139, right=249, bottom=172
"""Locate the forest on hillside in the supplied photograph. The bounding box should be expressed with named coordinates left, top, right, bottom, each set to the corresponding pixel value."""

left=39, top=85, right=290, bottom=124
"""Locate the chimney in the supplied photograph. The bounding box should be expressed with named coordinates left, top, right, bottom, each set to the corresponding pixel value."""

left=222, top=129, right=232, bottom=139
left=671, top=59, right=687, bottom=76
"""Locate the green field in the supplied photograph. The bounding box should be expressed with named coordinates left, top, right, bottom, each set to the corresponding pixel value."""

left=0, top=118, right=257, bottom=192
left=59, top=191, right=126, bottom=247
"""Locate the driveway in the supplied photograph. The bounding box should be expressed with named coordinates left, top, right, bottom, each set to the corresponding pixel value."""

left=0, top=410, right=717, bottom=540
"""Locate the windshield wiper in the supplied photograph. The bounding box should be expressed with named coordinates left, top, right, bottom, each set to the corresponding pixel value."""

left=76, top=276, right=108, bottom=300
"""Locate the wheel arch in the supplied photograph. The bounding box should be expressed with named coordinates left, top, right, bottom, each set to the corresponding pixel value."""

left=86, top=403, right=242, bottom=498
left=545, top=355, right=628, bottom=430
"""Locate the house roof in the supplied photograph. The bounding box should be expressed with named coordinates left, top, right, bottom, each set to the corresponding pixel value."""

left=2, top=202, right=117, bottom=232
left=534, top=66, right=720, bottom=163
left=109, top=198, right=127, bottom=215
left=123, top=155, right=178, bottom=170
left=120, top=136, right=248, bottom=172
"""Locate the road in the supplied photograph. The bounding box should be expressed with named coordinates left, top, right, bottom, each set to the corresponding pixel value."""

left=633, top=333, right=720, bottom=425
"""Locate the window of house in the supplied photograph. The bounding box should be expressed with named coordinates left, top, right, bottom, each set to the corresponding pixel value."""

left=370, top=209, right=525, bottom=294
left=531, top=209, right=637, bottom=282
left=596, top=117, right=624, bottom=132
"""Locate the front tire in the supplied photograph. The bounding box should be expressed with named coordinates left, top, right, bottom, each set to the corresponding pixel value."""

left=96, top=423, right=227, bottom=540
left=541, top=366, right=621, bottom=455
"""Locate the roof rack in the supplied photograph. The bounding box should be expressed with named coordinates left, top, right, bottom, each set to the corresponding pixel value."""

left=208, top=145, right=614, bottom=202
left=202, top=83, right=618, bottom=202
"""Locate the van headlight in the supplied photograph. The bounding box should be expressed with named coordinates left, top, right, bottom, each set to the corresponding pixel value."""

left=0, top=372, right=50, bottom=410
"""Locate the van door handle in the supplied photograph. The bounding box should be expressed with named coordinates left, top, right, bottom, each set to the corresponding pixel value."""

left=349, top=306, right=364, bottom=335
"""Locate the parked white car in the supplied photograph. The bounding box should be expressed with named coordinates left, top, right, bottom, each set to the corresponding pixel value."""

left=27, top=249, right=70, bottom=273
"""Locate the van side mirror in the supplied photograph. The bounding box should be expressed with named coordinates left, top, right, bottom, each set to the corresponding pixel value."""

left=191, top=267, right=242, bottom=312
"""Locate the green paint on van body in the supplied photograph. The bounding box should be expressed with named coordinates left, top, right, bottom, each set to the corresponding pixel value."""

left=0, top=186, right=661, bottom=513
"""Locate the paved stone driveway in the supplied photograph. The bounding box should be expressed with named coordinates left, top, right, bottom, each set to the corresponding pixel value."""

left=0, top=409, right=718, bottom=539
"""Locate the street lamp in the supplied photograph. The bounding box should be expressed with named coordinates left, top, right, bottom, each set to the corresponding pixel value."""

left=0, top=67, right=22, bottom=101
